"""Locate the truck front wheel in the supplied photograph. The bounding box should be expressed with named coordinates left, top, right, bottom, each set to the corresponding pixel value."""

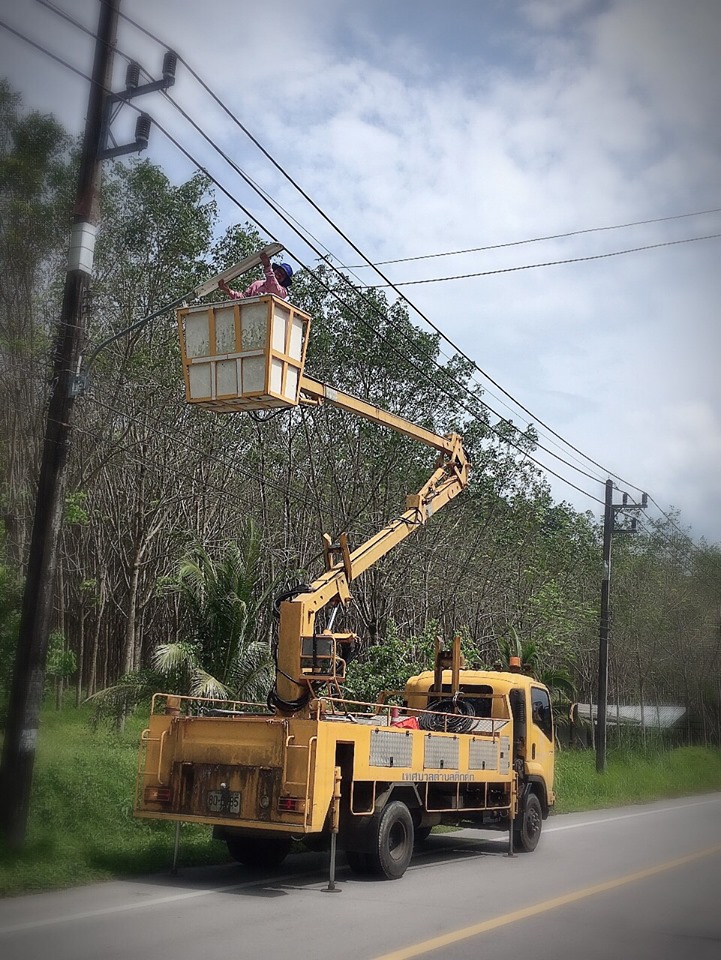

left=367, top=800, right=414, bottom=879
left=226, top=836, right=291, bottom=869
left=514, top=791, right=543, bottom=852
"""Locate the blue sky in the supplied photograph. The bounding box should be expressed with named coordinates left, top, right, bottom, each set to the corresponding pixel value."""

left=2, top=0, right=720, bottom=544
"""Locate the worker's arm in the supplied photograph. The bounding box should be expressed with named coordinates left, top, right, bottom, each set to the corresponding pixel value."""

left=258, top=252, right=288, bottom=298
left=218, top=277, right=242, bottom=300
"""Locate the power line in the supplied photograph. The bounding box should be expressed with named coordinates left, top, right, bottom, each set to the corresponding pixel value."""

left=12, top=5, right=716, bottom=522
left=130, top=98, right=605, bottom=501
left=136, top=53, right=656, bottom=494
left=0, top=14, right=91, bottom=83
left=346, top=207, right=721, bottom=268
left=3, top=9, right=618, bottom=502
left=155, top=117, right=606, bottom=501
left=366, top=234, right=721, bottom=288
left=112, top=13, right=624, bottom=485
left=2, top=13, right=694, bottom=517
left=0, top=16, right=613, bottom=508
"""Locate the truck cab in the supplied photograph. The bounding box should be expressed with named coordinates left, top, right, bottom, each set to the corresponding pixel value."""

left=403, top=651, right=554, bottom=851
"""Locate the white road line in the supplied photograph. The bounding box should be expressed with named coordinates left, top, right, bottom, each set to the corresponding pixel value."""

left=2, top=794, right=719, bottom=936
left=545, top=794, right=721, bottom=833
left=0, top=872, right=298, bottom=936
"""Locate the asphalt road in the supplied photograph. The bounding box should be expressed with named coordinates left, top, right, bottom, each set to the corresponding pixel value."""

left=1, top=793, right=720, bottom=960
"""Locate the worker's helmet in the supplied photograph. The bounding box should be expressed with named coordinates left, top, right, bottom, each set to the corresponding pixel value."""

left=276, top=262, right=294, bottom=286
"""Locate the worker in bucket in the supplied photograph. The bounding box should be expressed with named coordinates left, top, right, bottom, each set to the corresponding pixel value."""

left=219, top=250, right=293, bottom=300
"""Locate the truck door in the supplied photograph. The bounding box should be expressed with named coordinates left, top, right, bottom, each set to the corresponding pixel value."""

left=528, top=685, right=554, bottom=796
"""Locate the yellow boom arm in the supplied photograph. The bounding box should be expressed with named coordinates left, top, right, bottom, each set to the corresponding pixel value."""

left=272, top=375, right=469, bottom=713
left=174, top=290, right=469, bottom=715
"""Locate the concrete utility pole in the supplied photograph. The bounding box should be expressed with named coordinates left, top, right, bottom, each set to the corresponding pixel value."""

left=0, top=0, right=121, bottom=847
left=596, top=479, right=614, bottom=773
left=596, top=480, right=647, bottom=773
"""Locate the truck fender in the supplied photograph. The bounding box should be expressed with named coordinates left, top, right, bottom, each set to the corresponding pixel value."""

left=520, top=776, right=549, bottom=818
left=339, top=782, right=421, bottom=850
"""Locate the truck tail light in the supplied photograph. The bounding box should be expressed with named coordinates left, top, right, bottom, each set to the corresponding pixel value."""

left=144, top=785, right=172, bottom=804
left=278, top=796, right=305, bottom=813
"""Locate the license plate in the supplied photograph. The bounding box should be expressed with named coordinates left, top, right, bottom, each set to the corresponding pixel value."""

left=207, top=790, right=241, bottom=815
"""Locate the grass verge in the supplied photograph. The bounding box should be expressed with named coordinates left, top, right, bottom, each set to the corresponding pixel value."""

left=553, top=744, right=721, bottom=813
left=1, top=706, right=720, bottom=896
left=0, top=705, right=228, bottom=896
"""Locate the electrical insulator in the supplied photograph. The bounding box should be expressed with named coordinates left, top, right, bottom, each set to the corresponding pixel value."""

left=134, top=113, right=151, bottom=151
left=641, top=493, right=648, bottom=508
left=163, top=50, right=178, bottom=82
left=125, top=61, right=140, bottom=90
left=622, top=493, right=628, bottom=505
left=630, top=518, right=637, bottom=532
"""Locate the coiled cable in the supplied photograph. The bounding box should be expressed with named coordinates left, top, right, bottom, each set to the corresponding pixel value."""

left=418, top=697, right=477, bottom=734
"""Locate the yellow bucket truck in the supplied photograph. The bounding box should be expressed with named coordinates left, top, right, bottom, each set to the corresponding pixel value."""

left=134, top=267, right=555, bottom=880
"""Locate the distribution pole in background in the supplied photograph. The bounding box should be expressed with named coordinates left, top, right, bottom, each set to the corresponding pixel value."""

left=596, top=479, right=646, bottom=773
left=0, top=0, right=121, bottom=847
left=596, top=479, right=614, bottom=773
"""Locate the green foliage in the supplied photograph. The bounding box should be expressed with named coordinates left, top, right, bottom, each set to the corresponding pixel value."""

left=89, top=521, right=279, bottom=721
left=86, top=670, right=161, bottom=726
left=45, top=631, right=76, bottom=683
left=0, top=80, right=72, bottom=296
left=63, top=490, right=90, bottom=525
left=167, top=522, right=277, bottom=700
left=345, top=620, right=438, bottom=704
left=95, top=161, right=217, bottom=310
left=0, top=705, right=228, bottom=894
left=554, top=746, right=721, bottom=814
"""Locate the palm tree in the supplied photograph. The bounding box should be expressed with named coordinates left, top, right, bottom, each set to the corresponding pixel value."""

left=88, top=520, right=279, bottom=722
left=154, top=521, right=277, bottom=702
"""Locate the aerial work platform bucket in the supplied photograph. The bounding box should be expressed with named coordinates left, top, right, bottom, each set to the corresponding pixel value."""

left=177, top=296, right=311, bottom=412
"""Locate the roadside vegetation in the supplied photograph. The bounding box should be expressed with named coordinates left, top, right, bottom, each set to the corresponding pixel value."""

left=0, top=703, right=720, bottom=896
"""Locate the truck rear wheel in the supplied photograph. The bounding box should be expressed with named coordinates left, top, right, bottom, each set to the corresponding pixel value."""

left=226, top=836, right=291, bottom=869
left=367, top=800, right=414, bottom=879
left=513, top=791, right=542, bottom=852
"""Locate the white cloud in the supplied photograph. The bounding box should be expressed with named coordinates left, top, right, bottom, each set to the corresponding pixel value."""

left=2, top=0, right=720, bottom=540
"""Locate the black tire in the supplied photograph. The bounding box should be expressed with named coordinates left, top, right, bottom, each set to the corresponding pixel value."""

left=367, top=800, right=414, bottom=880
left=346, top=849, right=374, bottom=875
left=226, top=835, right=291, bottom=869
left=513, top=791, right=543, bottom=852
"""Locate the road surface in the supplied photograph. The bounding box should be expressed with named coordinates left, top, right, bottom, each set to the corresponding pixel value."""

left=1, top=793, right=720, bottom=960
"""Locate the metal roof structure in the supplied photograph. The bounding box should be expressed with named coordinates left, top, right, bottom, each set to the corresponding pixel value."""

left=574, top=703, right=686, bottom=729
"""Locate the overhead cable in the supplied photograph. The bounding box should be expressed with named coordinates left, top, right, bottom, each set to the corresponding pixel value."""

left=346, top=206, right=721, bottom=268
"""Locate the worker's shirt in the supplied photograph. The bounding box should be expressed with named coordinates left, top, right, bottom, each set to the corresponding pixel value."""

left=223, top=262, right=289, bottom=301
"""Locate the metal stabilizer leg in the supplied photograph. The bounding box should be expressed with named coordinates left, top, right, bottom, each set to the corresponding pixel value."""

left=323, top=830, right=342, bottom=893
left=171, top=820, right=182, bottom=875
left=323, top=765, right=343, bottom=893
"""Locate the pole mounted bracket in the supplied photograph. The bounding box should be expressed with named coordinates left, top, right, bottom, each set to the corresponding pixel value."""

left=69, top=373, right=88, bottom=399
left=98, top=51, right=177, bottom=160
